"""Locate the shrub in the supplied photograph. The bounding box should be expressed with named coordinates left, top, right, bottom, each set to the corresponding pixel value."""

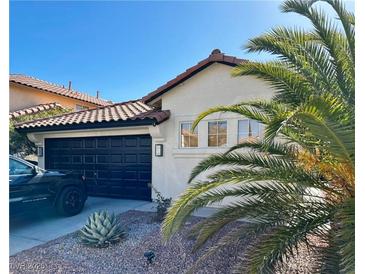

left=151, top=186, right=172, bottom=222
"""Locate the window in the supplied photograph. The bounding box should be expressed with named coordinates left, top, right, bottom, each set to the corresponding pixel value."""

left=208, top=121, right=227, bottom=147
left=180, top=122, right=198, bottom=148
left=9, top=159, right=33, bottom=176
left=238, top=119, right=262, bottom=143
left=75, top=105, right=89, bottom=111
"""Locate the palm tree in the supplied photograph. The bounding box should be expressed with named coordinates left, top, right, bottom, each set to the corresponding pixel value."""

left=162, top=0, right=354, bottom=273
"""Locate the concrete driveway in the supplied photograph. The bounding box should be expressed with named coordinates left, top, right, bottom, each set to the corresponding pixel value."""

left=10, top=197, right=154, bottom=255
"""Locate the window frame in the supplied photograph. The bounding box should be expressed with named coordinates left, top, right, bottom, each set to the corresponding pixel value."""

left=208, top=120, right=228, bottom=147
left=179, top=121, right=199, bottom=148
left=237, top=119, right=263, bottom=143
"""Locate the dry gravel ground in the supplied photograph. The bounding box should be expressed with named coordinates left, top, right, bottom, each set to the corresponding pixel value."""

left=10, top=210, right=323, bottom=274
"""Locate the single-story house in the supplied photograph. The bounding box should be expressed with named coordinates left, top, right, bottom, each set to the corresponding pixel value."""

left=15, top=49, right=274, bottom=201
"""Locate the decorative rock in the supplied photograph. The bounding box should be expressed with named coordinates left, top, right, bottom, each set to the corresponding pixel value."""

left=9, top=210, right=323, bottom=274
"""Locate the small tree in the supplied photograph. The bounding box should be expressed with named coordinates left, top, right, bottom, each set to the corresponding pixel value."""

left=9, top=107, right=71, bottom=156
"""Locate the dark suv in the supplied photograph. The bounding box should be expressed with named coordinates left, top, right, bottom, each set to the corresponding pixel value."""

left=9, top=155, right=87, bottom=216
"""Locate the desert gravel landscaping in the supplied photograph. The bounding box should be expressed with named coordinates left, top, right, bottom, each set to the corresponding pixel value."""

left=10, top=210, right=323, bottom=274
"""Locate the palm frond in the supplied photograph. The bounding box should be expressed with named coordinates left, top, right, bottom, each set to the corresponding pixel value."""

left=188, top=151, right=297, bottom=183
left=223, top=139, right=298, bottom=157
left=232, top=61, right=313, bottom=106
left=245, top=27, right=340, bottom=95
left=290, top=110, right=354, bottom=165
left=333, top=197, right=355, bottom=273
left=310, top=0, right=355, bottom=62
left=185, top=224, right=251, bottom=274
left=281, top=0, right=354, bottom=104
left=234, top=206, right=333, bottom=273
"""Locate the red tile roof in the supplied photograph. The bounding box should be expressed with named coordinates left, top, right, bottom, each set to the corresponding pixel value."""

left=10, top=74, right=112, bottom=106
left=15, top=100, right=170, bottom=130
left=9, top=102, right=65, bottom=119
left=14, top=49, right=243, bottom=132
left=142, top=49, right=247, bottom=103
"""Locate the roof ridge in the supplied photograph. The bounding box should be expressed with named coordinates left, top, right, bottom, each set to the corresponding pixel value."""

left=11, top=74, right=75, bottom=91
left=142, top=49, right=248, bottom=103
left=10, top=74, right=112, bottom=105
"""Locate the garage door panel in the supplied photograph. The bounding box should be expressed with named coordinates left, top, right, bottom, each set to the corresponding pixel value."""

left=124, top=170, right=137, bottom=179
left=124, top=138, right=137, bottom=147
left=96, top=155, right=109, bottom=164
left=84, top=155, right=96, bottom=164
left=111, top=171, right=124, bottom=179
left=125, top=154, right=137, bottom=163
left=139, top=171, right=152, bottom=180
left=72, top=155, right=83, bottom=164
left=90, top=149, right=110, bottom=155
left=45, top=135, right=152, bottom=200
left=110, top=155, right=122, bottom=163
left=97, top=170, right=110, bottom=180
left=84, top=170, right=95, bottom=179
left=139, top=137, right=152, bottom=147
left=97, top=138, right=109, bottom=148
left=93, top=185, right=109, bottom=196
left=139, top=154, right=152, bottom=163
left=84, top=139, right=96, bottom=148
left=110, top=137, right=122, bottom=147
left=71, top=140, right=83, bottom=148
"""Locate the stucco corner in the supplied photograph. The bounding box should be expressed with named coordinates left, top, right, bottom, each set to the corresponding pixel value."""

left=148, top=125, right=165, bottom=141
left=26, top=133, right=43, bottom=146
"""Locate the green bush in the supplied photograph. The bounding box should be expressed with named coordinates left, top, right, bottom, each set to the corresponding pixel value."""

left=152, top=185, right=172, bottom=222
left=9, top=107, right=71, bottom=156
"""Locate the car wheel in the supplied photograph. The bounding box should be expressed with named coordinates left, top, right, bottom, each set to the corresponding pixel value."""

left=56, top=186, right=85, bottom=216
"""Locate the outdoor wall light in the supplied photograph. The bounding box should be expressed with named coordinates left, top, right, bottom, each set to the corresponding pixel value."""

left=37, top=146, right=44, bottom=157
left=144, top=250, right=155, bottom=264
left=155, top=144, right=163, bottom=157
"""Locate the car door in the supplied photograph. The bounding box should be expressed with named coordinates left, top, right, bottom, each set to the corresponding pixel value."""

left=9, top=158, right=36, bottom=211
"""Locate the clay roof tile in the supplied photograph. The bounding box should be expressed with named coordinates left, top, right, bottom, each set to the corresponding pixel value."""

left=10, top=74, right=112, bottom=106
left=15, top=100, right=170, bottom=131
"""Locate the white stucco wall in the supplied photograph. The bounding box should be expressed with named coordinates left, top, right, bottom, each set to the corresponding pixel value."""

left=26, top=62, right=274, bottom=202
left=151, top=63, right=274, bottom=200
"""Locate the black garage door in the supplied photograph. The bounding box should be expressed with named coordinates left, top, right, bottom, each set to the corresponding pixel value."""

left=45, top=135, right=152, bottom=201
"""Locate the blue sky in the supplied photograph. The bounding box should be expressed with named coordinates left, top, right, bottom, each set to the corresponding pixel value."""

left=10, top=1, right=354, bottom=103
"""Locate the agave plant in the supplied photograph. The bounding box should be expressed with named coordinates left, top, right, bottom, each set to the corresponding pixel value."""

left=162, top=0, right=354, bottom=273
left=80, top=211, right=126, bottom=248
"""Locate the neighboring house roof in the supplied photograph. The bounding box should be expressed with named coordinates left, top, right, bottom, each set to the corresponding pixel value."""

left=9, top=102, right=64, bottom=119
left=142, top=49, right=247, bottom=103
left=10, top=74, right=112, bottom=106
left=15, top=100, right=170, bottom=132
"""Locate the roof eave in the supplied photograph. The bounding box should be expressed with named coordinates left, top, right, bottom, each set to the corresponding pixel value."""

left=15, top=109, right=171, bottom=133
left=16, top=118, right=158, bottom=134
